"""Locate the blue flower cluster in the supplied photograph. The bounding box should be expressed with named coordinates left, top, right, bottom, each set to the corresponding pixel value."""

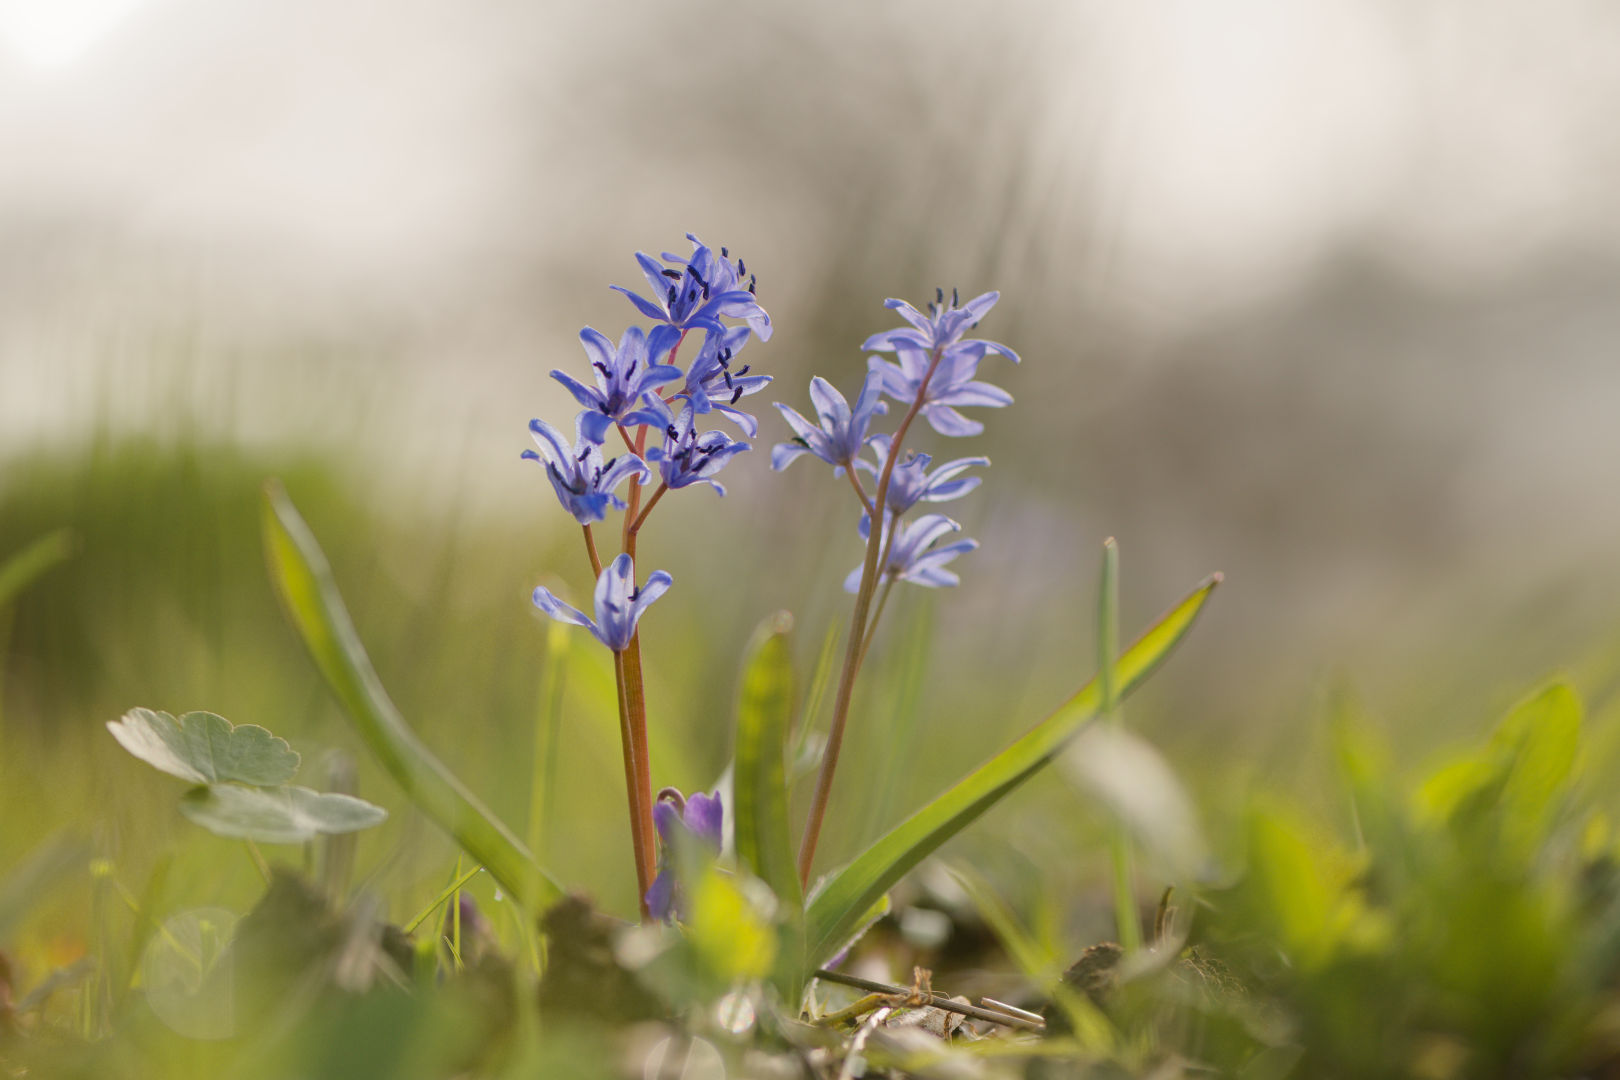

left=772, top=289, right=1016, bottom=592
left=527, top=235, right=772, bottom=646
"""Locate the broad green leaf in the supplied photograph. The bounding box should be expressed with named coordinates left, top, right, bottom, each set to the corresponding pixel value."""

left=1493, top=681, right=1581, bottom=827
left=179, top=784, right=387, bottom=844
left=733, top=613, right=801, bottom=909
left=1418, top=680, right=1582, bottom=850
left=0, top=528, right=74, bottom=611
left=260, top=482, right=557, bottom=907
left=687, top=867, right=777, bottom=982
left=108, top=708, right=300, bottom=787
left=803, top=573, right=1219, bottom=965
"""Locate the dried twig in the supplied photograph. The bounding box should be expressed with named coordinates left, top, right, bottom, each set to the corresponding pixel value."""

left=812, top=968, right=1046, bottom=1033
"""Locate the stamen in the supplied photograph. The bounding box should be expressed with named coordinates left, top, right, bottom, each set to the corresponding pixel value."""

left=666, top=285, right=677, bottom=304
left=720, top=246, right=729, bottom=258
left=661, top=268, right=682, bottom=280
left=952, top=287, right=959, bottom=307
left=936, top=286, right=945, bottom=305
left=730, top=387, right=744, bottom=404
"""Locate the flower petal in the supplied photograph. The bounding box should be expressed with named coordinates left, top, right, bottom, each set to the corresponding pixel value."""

left=921, top=404, right=984, bottom=437
left=609, top=285, right=669, bottom=323
left=532, top=586, right=599, bottom=636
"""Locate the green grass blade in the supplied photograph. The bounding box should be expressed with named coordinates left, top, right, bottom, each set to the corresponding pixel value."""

left=260, top=481, right=557, bottom=909
left=734, top=613, right=802, bottom=910
left=1098, top=538, right=1142, bottom=952
left=0, top=528, right=75, bottom=610
left=803, top=572, right=1220, bottom=964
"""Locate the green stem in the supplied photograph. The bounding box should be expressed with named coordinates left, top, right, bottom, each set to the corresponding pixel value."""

left=1097, top=538, right=1141, bottom=952
left=797, top=345, right=945, bottom=886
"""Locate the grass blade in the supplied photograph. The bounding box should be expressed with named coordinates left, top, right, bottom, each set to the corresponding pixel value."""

left=261, top=481, right=557, bottom=909
left=0, top=528, right=75, bottom=610
left=1098, top=538, right=1142, bottom=952
left=803, top=572, right=1220, bottom=964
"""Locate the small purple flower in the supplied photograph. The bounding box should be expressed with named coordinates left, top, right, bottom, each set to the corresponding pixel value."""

left=522, top=416, right=650, bottom=525
left=861, top=288, right=1018, bottom=362
left=681, top=325, right=771, bottom=437
left=857, top=433, right=989, bottom=518
left=843, top=512, right=978, bottom=593
left=622, top=394, right=751, bottom=496
left=770, top=371, right=889, bottom=475
left=612, top=234, right=772, bottom=346
left=532, top=553, right=672, bottom=652
left=863, top=290, right=1019, bottom=438
left=552, top=326, right=683, bottom=445
left=645, top=787, right=724, bottom=921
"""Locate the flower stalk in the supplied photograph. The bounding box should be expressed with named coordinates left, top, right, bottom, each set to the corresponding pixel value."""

left=796, top=344, right=944, bottom=886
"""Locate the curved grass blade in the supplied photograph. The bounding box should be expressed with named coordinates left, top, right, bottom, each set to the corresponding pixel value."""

left=261, top=481, right=557, bottom=908
left=0, top=528, right=75, bottom=610
left=803, top=573, right=1220, bottom=964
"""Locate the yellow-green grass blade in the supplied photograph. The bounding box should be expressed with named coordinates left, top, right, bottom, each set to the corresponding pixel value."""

left=803, top=572, right=1220, bottom=964
left=261, top=482, right=557, bottom=909
left=0, top=528, right=74, bottom=610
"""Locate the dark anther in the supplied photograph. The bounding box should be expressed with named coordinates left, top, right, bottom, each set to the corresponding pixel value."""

left=936, top=286, right=945, bottom=304
left=730, top=387, right=744, bottom=404
left=718, top=347, right=732, bottom=366
left=666, top=285, right=677, bottom=303
left=952, top=287, right=959, bottom=307
left=735, top=364, right=750, bottom=377
left=577, top=447, right=590, bottom=462
left=722, top=370, right=734, bottom=389
left=630, top=586, right=642, bottom=602
left=687, top=265, right=710, bottom=291
left=602, top=456, right=617, bottom=471
left=661, top=268, right=682, bottom=280
left=625, top=358, right=637, bottom=379
left=721, top=246, right=729, bottom=258
left=593, top=361, right=610, bottom=376
left=737, top=259, right=746, bottom=277
left=599, top=403, right=612, bottom=414
left=747, top=274, right=757, bottom=294
left=666, top=424, right=679, bottom=439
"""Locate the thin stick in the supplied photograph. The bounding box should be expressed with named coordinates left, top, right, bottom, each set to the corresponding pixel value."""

left=798, top=344, right=945, bottom=885
left=812, top=969, right=1045, bottom=1033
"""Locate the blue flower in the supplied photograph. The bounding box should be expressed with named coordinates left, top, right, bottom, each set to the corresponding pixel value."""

left=843, top=512, right=979, bottom=592
left=861, top=288, right=1018, bottom=361
left=551, top=326, right=683, bottom=445
left=622, top=394, right=751, bottom=495
left=863, top=290, right=1019, bottom=438
left=857, top=433, right=989, bottom=517
left=645, top=787, right=724, bottom=921
left=770, top=370, right=888, bottom=474
left=612, top=234, right=772, bottom=346
left=681, top=325, right=772, bottom=438
left=532, top=553, right=672, bottom=652
left=522, top=416, right=650, bottom=525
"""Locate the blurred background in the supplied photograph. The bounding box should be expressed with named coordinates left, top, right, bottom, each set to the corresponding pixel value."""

left=5, top=0, right=1620, bottom=947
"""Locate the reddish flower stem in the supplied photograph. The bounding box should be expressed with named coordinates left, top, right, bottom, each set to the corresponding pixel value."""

left=797, top=345, right=945, bottom=886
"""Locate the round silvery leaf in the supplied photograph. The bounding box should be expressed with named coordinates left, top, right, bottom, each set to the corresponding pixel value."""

left=108, top=708, right=300, bottom=787
left=178, top=785, right=387, bottom=844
